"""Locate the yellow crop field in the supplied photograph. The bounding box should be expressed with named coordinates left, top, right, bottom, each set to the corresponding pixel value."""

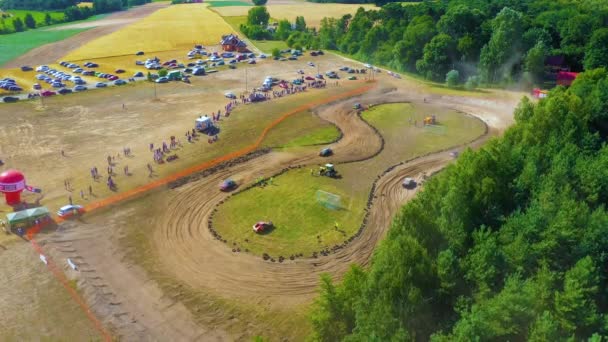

left=213, top=3, right=375, bottom=28
left=63, top=4, right=235, bottom=61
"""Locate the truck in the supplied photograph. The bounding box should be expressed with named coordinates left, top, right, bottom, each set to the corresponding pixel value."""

left=167, top=70, right=182, bottom=81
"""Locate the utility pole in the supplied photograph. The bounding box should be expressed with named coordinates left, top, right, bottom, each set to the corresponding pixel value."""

left=154, top=82, right=157, bottom=99
left=245, top=67, right=248, bottom=93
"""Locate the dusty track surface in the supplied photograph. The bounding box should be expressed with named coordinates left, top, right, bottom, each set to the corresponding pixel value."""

left=45, top=79, right=519, bottom=340
left=151, top=86, right=502, bottom=307
left=2, top=3, right=167, bottom=68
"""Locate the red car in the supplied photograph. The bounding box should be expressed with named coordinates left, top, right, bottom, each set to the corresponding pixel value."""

left=252, top=221, right=273, bottom=233
left=108, top=75, right=119, bottom=81
left=41, top=90, right=56, bottom=97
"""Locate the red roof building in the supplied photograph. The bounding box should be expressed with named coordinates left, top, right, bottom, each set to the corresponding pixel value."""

left=556, top=71, right=579, bottom=87
left=220, top=34, right=248, bottom=53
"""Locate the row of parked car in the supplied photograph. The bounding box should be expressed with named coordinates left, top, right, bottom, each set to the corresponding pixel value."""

left=0, top=78, right=22, bottom=92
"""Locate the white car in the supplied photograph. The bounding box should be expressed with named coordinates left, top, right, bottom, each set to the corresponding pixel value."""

left=57, top=204, right=84, bottom=218
left=364, top=64, right=372, bottom=68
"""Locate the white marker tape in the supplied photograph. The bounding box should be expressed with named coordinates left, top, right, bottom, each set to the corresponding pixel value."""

left=39, top=254, right=47, bottom=265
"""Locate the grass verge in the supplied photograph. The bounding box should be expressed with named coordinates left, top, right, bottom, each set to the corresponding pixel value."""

left=214, top=167, right=365, bottom=257
left=262, top=109, right=340, bottom=148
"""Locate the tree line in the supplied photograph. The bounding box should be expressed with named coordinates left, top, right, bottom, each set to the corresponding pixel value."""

left=279, top=0, right=608, bottom=87
left=240, top=5, right=308, bottom=45
left=0, top=0, right=151, bottom=34
left=310, top=68, right=608, bottom=340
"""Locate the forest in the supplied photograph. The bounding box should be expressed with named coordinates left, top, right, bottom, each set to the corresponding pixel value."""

left=283, top=0, right=608, bottom=85
left=310, top=68, right=608, bottom=340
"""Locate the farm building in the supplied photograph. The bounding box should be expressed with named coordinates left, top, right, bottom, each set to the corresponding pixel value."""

left=556, top=71, right=579, bottom=87
left=220, top=34, right=248, bottom=53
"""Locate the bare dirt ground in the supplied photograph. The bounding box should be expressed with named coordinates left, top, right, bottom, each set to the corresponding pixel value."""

left=2, top=3, right=168, bottom=68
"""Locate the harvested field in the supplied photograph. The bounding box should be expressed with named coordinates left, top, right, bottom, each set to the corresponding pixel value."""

left=63, top=4, right=234, bottom=61
left=214, top=3, right=375, bottom=27
left=2, top=3, right=168, bottom=69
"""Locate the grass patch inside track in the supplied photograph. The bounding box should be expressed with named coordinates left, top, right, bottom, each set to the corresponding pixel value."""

left=213, top=102, right=487, bottom=257
left=214, top=167, right=364, bottom=257
left=262, top=109, right=340, bottom=148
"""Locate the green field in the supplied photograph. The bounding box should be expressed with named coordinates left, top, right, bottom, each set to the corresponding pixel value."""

left=213, top=102, right=487, bottom=257
left=252, top=40, right=289, bottom=54
left=262, top=110, right=340, bottom=148
left=0, top=28, right=86, bottom=66
left=214, top=167, right=365, bottom=257
left=207, top=0, right=252, bottom=7
left=0, top=13, right=109, bottom=67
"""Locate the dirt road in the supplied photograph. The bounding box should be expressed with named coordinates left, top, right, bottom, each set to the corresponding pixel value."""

left=2, top=3, right=168, bottom=68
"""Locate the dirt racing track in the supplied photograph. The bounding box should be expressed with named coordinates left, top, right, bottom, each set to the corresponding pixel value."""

left=152, top=86, right=492, bottom=307
left=43, top=81, right=518, bottom=340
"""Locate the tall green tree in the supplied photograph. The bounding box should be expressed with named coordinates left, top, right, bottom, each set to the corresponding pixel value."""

left=416, top=33, right=455, bottom=81
left=437, top=5, right=484, bottom=40
left=295, top=16, right=306, bottom=31
left=12, top=17, right=24, bottom=32
left=275, top=19, right=291, bottom=40
left=393, top=15, right=436, bottom=70
left=445, top=69, right=459, bottom=88
left=246, top=6, right=269, bottom=26
left=24, top=13, right=36, bottom=28
left=44, top=12, right=52, bottom=25
left=524, top=42, right=548, bottom=84
left=554, top=257, right=600, bottom=336
left=583, top=28, right=608, bottom=70
left=479, top=7, right=524, bottom=83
